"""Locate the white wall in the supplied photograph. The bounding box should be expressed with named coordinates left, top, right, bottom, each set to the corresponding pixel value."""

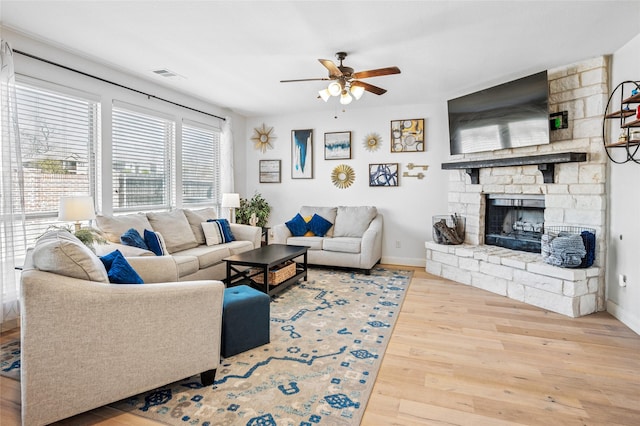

left=607, top=33, right=640, bottom=334
left=244, top=103, right=450, bottom=267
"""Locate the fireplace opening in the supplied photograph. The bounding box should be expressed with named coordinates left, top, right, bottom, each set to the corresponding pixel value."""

left=484, top=194, right=545, bottom=253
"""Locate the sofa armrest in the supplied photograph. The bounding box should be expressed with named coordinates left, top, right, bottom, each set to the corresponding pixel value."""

left=360, top=214, right=383, bottom=268
left=272, top=223, right=291, bottom=244
left=20, top=270, right=224, bottom=426
left=230, top=223, right=261, bottom=248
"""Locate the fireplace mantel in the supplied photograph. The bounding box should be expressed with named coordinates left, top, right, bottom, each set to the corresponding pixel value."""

left=441, top=152, right=588, bottom=184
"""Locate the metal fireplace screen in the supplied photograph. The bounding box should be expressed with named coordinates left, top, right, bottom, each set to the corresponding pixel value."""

left=484, top=194, right=545, bottom=253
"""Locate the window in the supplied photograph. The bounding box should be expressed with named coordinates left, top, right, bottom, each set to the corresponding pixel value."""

left=182, top=122, right=220, bottom=206
left=10, top=81, right=98, bottom=255
left=112, top=105, right=175, bottom=211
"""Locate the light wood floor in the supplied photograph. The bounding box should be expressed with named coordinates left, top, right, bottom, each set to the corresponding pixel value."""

left=2, top=267, right=639, bottom=425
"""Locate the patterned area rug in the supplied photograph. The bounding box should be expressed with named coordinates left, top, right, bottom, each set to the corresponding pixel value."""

left=0, top=266, right=412, bottom=425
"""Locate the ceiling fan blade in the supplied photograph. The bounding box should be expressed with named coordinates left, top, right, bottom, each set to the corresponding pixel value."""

left=280, top=78, right=331, bottom=83
left=353, top=81, right=387, bottom=95
left=353, top=66, right=401, bottom=79
left=318, top=59, right=343, bottom=77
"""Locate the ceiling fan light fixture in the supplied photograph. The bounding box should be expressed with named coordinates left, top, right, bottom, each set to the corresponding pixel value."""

left=340, top=90, right=353, bottom=105
left=327, top=81, right=342, bottom=97
left=318, top=88, right=331, bottom=102
left=350, top=84, right=365, bottom=100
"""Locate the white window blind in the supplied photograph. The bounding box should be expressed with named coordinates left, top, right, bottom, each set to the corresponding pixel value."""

left=12, top=82, right=98, bottom=253
left=112, top=106, right=175, bottom=211
left=182, top=122, right=220, bottom=206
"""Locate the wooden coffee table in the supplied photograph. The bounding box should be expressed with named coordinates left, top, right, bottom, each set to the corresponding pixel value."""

left=223, top=244, right=308, bottom=296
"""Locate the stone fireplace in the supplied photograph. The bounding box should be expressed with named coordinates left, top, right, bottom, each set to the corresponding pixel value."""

left=425, top=56, right=608, bottom=318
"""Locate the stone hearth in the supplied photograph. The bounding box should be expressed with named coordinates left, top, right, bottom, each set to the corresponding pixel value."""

left=426, top=56, right=608, bottom=317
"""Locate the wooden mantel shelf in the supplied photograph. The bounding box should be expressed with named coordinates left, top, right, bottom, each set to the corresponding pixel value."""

left=441, top=152, right=588, bottom=184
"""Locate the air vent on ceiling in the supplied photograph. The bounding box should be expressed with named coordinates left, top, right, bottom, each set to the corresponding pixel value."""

left=152, top=68, right=179, bottom=78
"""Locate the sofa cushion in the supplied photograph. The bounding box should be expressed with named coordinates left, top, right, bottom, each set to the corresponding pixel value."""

left=172, top=255, right=200, bottom=277
left=285, top=213, right=308, bottom=236
left=120, top=228, right=149, bottom=250
left=99, top=250, right=144, bottom=284
left=32, top=230, right=109, bottom=283
left=96, top=213, right=153, bottom=244
left=184, top=208, right=218, bottom=245
left=333, top=206, right=377, bottom=238
left=176, top=245, right=231, bottom=269
left=147, top=210, right=199, bottom=253
left=227, top=240, right=255, bottom=255
left=287, top=236, right=324, bottom=250
left=300, top=206, right=337, bottom=237
left=323, top=237, right=362, bottom=254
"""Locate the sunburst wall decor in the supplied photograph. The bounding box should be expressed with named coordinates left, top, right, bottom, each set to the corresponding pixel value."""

left=331, top=164, right=355, bottom=189
left=363, top=132, right=382, bottom=152
left=251, top=123, right=276, bottom=153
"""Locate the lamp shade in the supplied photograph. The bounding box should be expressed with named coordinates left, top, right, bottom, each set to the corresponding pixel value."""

left=350, top=84, right=365, bottom=100
left=58, top=196, right=96, bottom=222
left=221, top=193, right=240, bottom=208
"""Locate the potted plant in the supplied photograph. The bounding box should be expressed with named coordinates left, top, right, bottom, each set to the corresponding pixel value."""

left=236, top=192, right=271, bottom=228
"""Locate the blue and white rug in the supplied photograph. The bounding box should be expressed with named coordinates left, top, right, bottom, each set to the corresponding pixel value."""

left=1, top=266, right=413, bottom=425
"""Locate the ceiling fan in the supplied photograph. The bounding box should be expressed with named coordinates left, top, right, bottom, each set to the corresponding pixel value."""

left=280, top=52, right=401, bottom=104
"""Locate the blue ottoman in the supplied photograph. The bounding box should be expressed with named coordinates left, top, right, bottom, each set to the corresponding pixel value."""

left=222, top=285, right=270, bottom=357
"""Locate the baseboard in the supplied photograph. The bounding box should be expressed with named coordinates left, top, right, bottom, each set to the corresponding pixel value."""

left=607, top=300, right=640, bottom=335
left=381, top=256, right=425, bottom=268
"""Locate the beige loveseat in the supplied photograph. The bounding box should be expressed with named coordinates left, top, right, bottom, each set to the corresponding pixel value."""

left=272, top=206, right=383, bottom=273
left=20, top=230, right=224, bottom=425
left=95, top=208, right=261, bottom=281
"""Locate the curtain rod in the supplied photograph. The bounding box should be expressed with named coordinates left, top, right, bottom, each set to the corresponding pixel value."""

left=13, top=49, right=226, bottom=121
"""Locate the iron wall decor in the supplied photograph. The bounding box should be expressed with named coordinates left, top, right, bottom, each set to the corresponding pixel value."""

left=291, top=129, right=313, bottom=179
left=251, top=123, right=276, bottom=153
left=369, top=163, right=399, bottom=187
left=390, top=118, right=424, bottom=152
left=324, top=131, right=351, bottom=160
left=259, top=159, right=281, bottom=183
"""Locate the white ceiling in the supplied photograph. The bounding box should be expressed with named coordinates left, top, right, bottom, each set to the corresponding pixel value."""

left=2, top=1, right=640, bottom=118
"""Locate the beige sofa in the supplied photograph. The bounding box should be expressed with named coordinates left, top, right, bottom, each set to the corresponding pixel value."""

left=95, top=208, right=261, bottom=281
left=20, top=230, right=224, bottom=425
left=272, top=206, right=383, bottom=273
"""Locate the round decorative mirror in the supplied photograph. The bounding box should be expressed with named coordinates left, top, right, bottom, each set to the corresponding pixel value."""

left=251, top=123, right=276, bottom=153
left=331, top=164, right=355, bottom=189
left=363, top=132, right=382, bottom=152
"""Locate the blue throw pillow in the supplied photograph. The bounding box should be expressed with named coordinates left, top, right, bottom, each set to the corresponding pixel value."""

left=99, top=250, right=144, bottom=284
left=144, top=229, right=164, bottom=256
left=206, top=219, right=235, bottom=243
left=285, top=213, right=308, bottom=237
left=308, top=213, right=333, bottom=237
left=120, top=228, right=149, bottom=250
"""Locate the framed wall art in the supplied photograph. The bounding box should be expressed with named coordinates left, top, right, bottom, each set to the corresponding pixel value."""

left=259, top=159, right=281, bottom=183
left=369, top=163, right=399, bottom=187
left=390, top=118, right=424, bottom=152
left=324, top=131, right=351, bottom=160
left=291, top=129, right=313, bottom=179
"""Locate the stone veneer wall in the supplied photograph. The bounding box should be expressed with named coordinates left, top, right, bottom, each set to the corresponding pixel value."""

left=426, top=56, right=608, bottom=317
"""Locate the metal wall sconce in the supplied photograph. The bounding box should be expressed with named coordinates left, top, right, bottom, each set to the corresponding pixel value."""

left=403, top=163, right=428, bottom=179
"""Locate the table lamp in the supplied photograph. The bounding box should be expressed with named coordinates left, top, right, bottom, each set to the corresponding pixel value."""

left=58, top=196, right=96, bottom=232
left=221, top=193, right=240, bottom=223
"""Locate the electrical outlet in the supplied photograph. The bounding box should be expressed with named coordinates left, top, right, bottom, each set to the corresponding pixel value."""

left=619, top=274, right=627, bottom=287
left=395, top=240, right=401, bottom=248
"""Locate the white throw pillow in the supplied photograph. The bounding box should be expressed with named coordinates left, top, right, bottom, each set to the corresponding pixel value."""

left=184, top=208, right=217, bottom=245
left=201, top=221, right=223, bottom=246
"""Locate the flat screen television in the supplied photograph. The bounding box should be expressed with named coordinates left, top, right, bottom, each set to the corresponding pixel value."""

left=447, top=71, right=550, bottom=155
